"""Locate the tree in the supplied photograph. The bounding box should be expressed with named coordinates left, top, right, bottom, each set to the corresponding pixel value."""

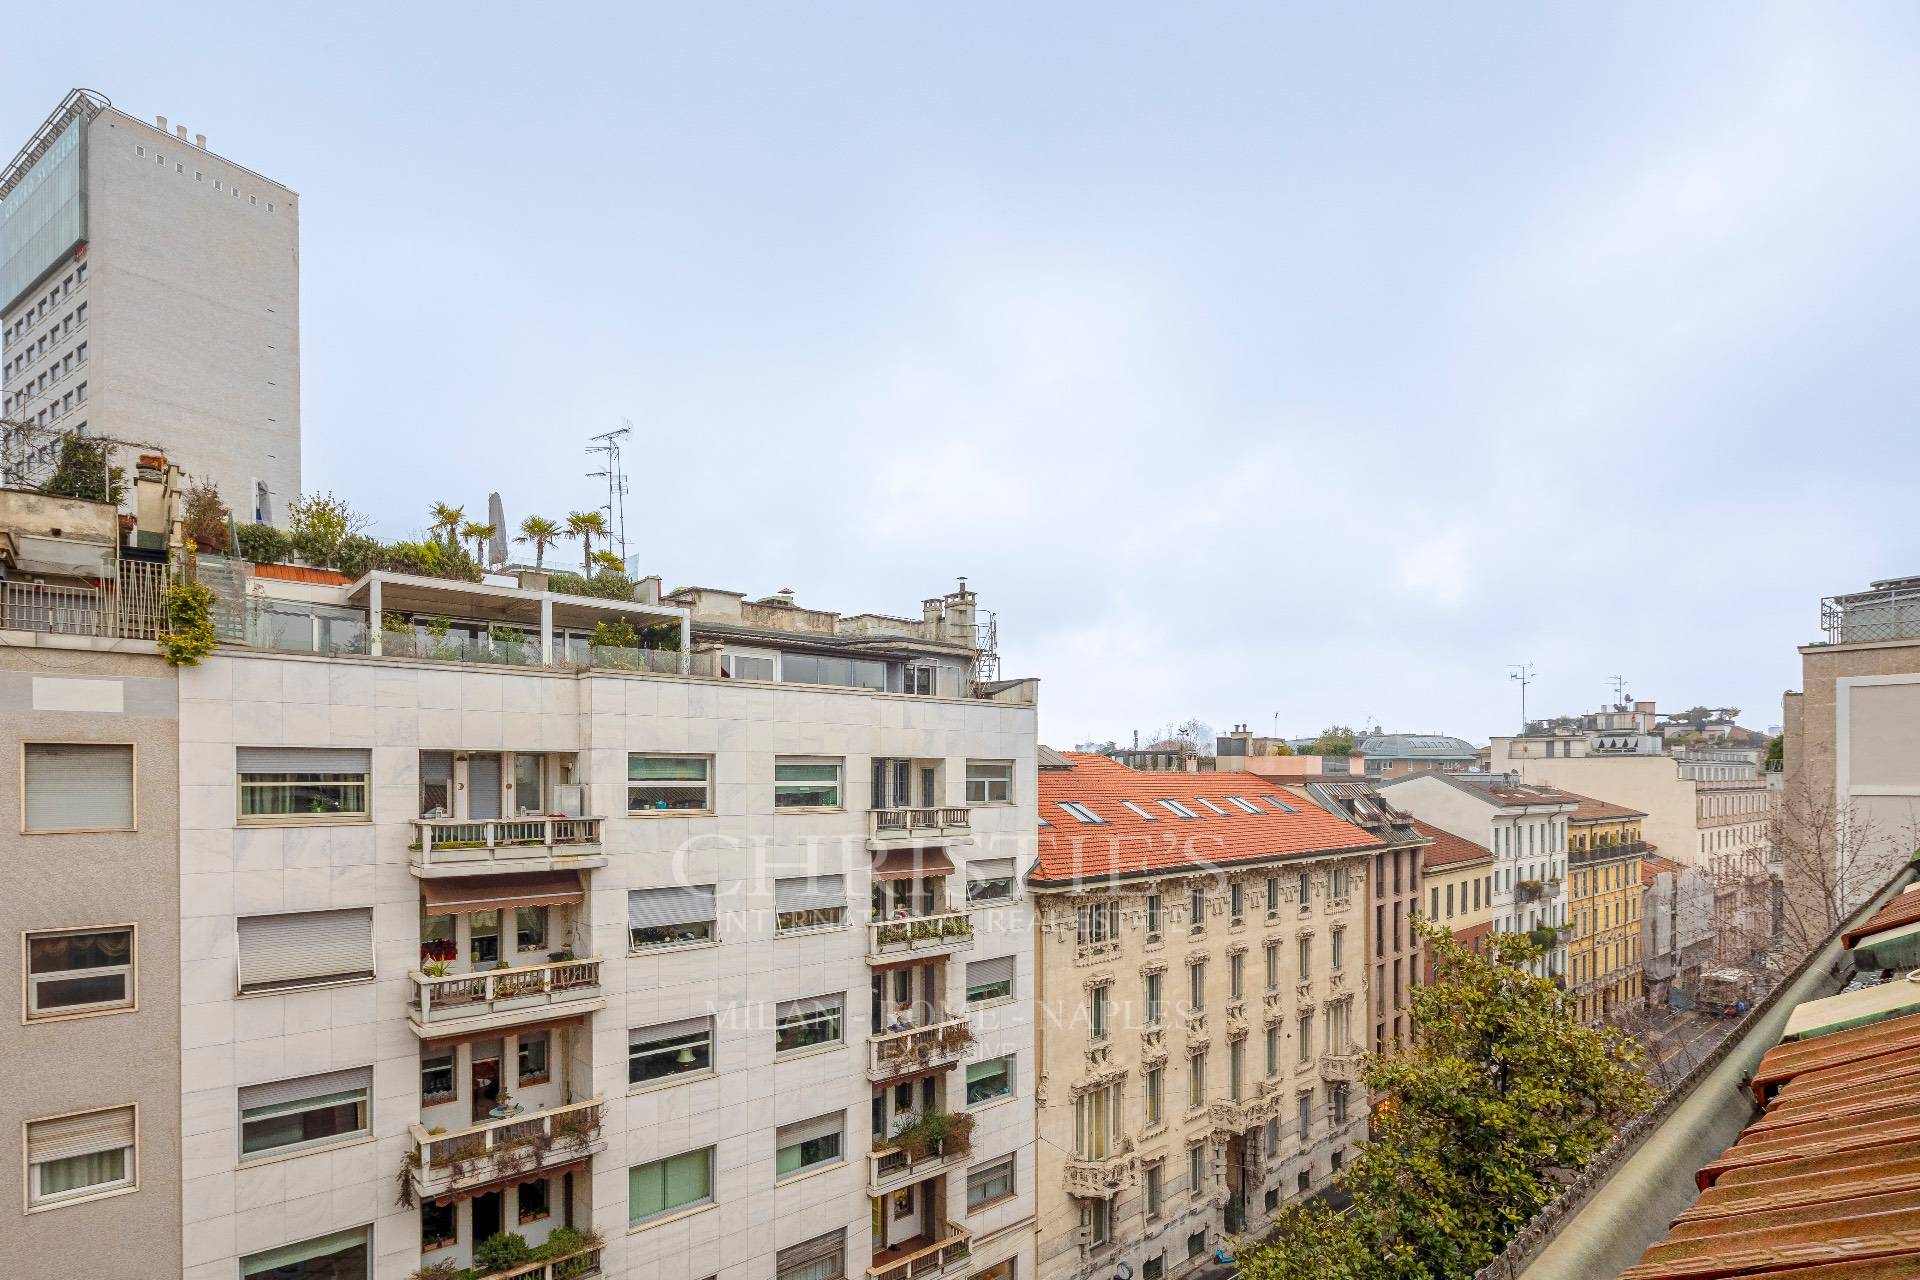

left=1764, top=735, right=1783, bottom=771
left=1771, top=783, right=1915, bottom=963
left=515, top=515, right=562, bottom=568
left=564, top=511, right=608, bottom=571
left=1237, top=923, right=1654, bottom=1280
left=1301, top=724, right=1357, bottom=757
left=428, top=502, right=465, bottom=549
left=1268, top=741, right=1296, bottom=756
left=43, top=436, right=126, bottom=505
left=589, top=549, right=626, bottom=576
left=460, top=520, right=497, bottom=567
left=182, top=482, right=231, bottom=553
left=287, top=491, right=367, bottom=568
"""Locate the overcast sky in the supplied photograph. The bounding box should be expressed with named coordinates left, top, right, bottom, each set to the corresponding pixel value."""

left=15, top=3, right=1920, bottom=746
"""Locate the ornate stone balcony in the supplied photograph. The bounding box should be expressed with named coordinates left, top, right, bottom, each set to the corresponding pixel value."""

left=1319, top=1052, right=1365, bottom=1084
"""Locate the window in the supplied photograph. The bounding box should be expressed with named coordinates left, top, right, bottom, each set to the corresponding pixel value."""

left=1332, top=1084, right=1351, bottom=1124
left=1297, top=870, right=1311, bottom=908
left=1229, top=1038, right=1245, bottom=1100
left=1145, top=971, right=1162, bottom=1024
left=628, top=754, right=711, bottom=812
left=1090, top=984, right=1108, bottom=1040
left=968, top=1154, right=1017, bottom=1210
left=1145, top=1065, right=1164, bottom=1126
left=967, top=1054, right=1013, bottom=1105
left=774, top=758, right=841, bottom=808
left=1298, top=1091, right=1312, bottom=1140
left=1076, top=1084, right=1118, bottom=1156
left=1145, top=1161, right=1164, bottom=1216
left=1298, top=935, right=1312, bottom=979
left=422, top=1049, right=455, bottom=1103
left=967, top=857, right=1016, bottom=904
left=1120, top=799, right=1158, bottom=821
left=518, top=1031, right=550, bottom=1085
left=1332, top=927, right=1345, bottom=971
left=26, top=1105, right=135, bottom=1208
left=1266, top=1023, right=1280, bottom=1076
left=239, top=1067, right=371, bottom=1160
left=1158, top=799, right=1199, bottom=818
left=1076, top=901, right=1119, bottom=946
left=1086, top=1196, right=1112, bottom=1247
left=1298, top=1013, right=1313, bottom=1063
left=1266, top=876, right=1280, bottom=919
left=776, top=1112, right=844, bottom=1180
left=1195, top=797, right=1230, bottom=815
left=966, top=760, right=1013, bottom=804
left=628, top=885, right=716, bottom=949
left=25, top=926, right=134, bottom=1019
left=1227, top=796, right=1262, bottom=814
left=241, top=1227, right=370, bottom=1277
left=515, top=907, right=547, bottom=951
left=630, top=1018, right=713, bottom=1086
left=1189, top=960, right=1206, bottom=1011
left=1146, top=893, right=1163, bottom=937
left=1265, top=941, right=1279, bottom=991
left=1331, top=867, right=1350, bottom=899
left=23, top=743, right=134, bottom=832
left=1189, top=886, right=1206, bottom=932
left=775, top=994, right=843, bottom=1054
left=517, top=1177, right=551, bottom=1224
left=1187, top=1146, right=1206, bottom=1197
left=1230, top=952, right=1243, bottom=998
left=967, top=956, right=1014, bottom=1005
left=236, top=908, right=375, bottom=993
left=777, top=1230, right=846, bottom=1280
left=1267, top=795, right=1297, bottom=813
left=1188, top=1051, right=1207, bottom=1109
left=236, top=747, right=370, bottom=823
left=1230, top=883, right=1244, bottom=922
left=774, top=875, right=846, bottom=932
left=629, top=1147, right=713, bottom=1224
left=1058, top=801, right=1105, bottom=824
left=422, top=1198, right=457, bottom=1250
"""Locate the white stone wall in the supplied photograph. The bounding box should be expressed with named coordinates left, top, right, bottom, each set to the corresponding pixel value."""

left=177, top=651, right=1037, bottom=1280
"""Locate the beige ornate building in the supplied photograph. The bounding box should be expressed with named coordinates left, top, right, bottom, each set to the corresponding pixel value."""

left=1029, top=752, right=1381, bottom=1280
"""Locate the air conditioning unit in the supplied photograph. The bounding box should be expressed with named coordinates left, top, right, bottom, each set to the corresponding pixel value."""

left=550, top=783, right=586, bottom=817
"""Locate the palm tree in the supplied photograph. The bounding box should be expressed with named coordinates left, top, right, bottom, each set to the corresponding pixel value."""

left=589, top=549, right=626, bottom=577
left=515, top=515, right=562, bottom=568
left=565, top=511, right=608, bottom=571
left=429, top=502, right=465, bottom=549
left=460, top=521, right=497, bottom=566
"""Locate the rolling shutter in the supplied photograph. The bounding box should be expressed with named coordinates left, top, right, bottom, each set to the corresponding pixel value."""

left=236, top=908, right=374, bottom=992
left=235, top=747, right=370, bottom=774
left=775, top=875, right=844, bottom=913
left=27, top=1106, right=135, bottom=1163
left=23, top=743, right=133, bottom=831
left=968, top=955, right=1015, bottom=989
left=241, top=1227, right=370, bottom=1277
left=238, top=1066, right=373, bottom=1112
left=776, top=1111, right=843, bottom=1148
left=630, top=1017, right=710, bottom=1048
left=777, top=1229, right=845, bottom=1274
left=968, top=857, right=1014, bottom=883
left=628, top=886, right=716, bottom=930
left=776, top=993, right=842, bottom=1019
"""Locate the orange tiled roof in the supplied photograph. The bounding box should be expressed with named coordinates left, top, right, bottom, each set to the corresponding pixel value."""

left=1031, top=753, right=1384, bottom=884
left=1843, top=886, right=1920, bottom=949
left=1407, top=818, right=1491, bottom=869
left=253, top=562, right=351, bottom=586
left=1642, top=853, right=1687, bottom=886
left=1560, top=790, right=1649, bottom=824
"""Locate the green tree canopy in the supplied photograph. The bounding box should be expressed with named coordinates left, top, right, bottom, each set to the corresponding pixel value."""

left=43, top=436, right=126, bottom=505
left=1238, top=923, right=1654, bottom=1280
left=1765, top=734, right=1784, bottom=770
left=1301, top=724, right=1357, bottom=757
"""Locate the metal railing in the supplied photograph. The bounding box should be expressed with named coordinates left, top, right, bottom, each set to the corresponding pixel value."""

left=489, top=1246, right=603, bottom=1280
left=1822, top=587, right=1920, bottom=645
left=868, top=1014, right=974, bottom=1081
left=869, top=1132, right=970, bottom=1194
left=868, top=1229, right=972, bottom=1280
left=867, top=910, right=975, bottom=960
left=411, top=816, right=606, bottom=866
left=0, top=559, right=167, bottom=639
left=409, top=1097, right=604, bottom=1195
left=409, top=958, right=604, bottom=1025
left=869, top=808, right=972, bottom=839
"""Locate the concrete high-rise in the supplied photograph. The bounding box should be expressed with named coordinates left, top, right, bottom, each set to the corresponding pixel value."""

left=0, top=89, right=299, bottom=522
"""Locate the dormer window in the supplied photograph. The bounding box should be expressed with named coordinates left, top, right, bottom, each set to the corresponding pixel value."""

left=1059, top=801, right=1105, bottom=824
left=1265, top=796, right=1297, bottom=814
left=1193, top=798, right=1229, bottom=816
left=1120, top=800, right=1157, bottom=821
left=1158, top=800, right=1199, bottom=819
left=1226, top=796, right=1262, bottom=814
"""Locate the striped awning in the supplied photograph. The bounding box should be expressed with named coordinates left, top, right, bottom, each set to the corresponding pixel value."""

left=421, top=872, right=584, bottom=916
left=429, top=1157, right=590, bottom=1206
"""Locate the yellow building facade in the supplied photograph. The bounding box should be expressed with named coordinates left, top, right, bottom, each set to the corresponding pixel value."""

left=1565, top=795, right=1647, bottom=1022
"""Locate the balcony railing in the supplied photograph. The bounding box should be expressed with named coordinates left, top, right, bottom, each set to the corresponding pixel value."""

left=868, top=808, right=971, bottom=842
left=869, top=1131, right=972, bottom=1196
left=867, top=1014, right=974, bottom=1081
left=1207, top=1098, right=1263, bottom=1134
left=1063, top=1147, right=1139, bottom=1197
left=410, top=816, right=605, bottom=869
left=867, top=910, right=975, bottom=962
left=868, top=1229, right=973, bottom=1280
left=1319, top=1052, right=1364, bottom=1083
left=409, top=1097, right=604, bottom=1197
left=409, top=958, right=604, bottom=1029
left=489, top=1246, right=604, bottom=1280
left=0, top=561, right=167, bottom=640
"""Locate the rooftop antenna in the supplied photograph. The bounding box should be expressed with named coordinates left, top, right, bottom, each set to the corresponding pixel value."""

left=586, top=422, right=632, bottom=565
left=1509, top=662, right=1535, bottom=732
left=1609, top=674, right=1629, bottom=709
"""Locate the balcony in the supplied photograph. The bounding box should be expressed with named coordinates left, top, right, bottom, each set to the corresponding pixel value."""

left=868, top=1229, right=973, bottom=1280
left=867, top=910, right=976, bottom=964
left=867, top=808, right=971, bottom=850
left=1320, top=1053, right=1364, bottom=1083
left=868, top=1121, right=974, bottom=1197
left=410, top=817, right=607, bottom=877
left=408, top=1097, right=605, bottom=1199
left=1063, top=1146, right=1138, bottom=1197
left=1207, top=1099, right=1264, bottom=1134
left=1516, top=879, right=1546, bottom=903
left=867, top=1014, right=974, bottom=1082
left=408, top=958, right=606, bottom=1037
left=485, top=1245, right=605, bottom=1280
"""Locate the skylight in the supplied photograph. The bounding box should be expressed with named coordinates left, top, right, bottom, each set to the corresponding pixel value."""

left=1194, top=797, right=1230, bottom=816
left=1120, top=800, right=1158, bottom=821
left=1158, top=800, right=1199, bottom=819
left=1226, top=796, right=1262, bottom=814
left=1058, top=801, right=1106, bottom=824
left=1265, top=796, right=1297, bottom=814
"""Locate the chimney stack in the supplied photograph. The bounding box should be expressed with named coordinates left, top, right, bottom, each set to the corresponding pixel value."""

left=175, top=125, right=187, bottom=141
left=194, top=133, right=206, bottom=149
left=155, top=115, right=168, bottom=130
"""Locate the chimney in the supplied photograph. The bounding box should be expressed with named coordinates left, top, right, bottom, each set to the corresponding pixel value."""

left=194, top=133, right=207, bottom=149
left=634, top=574, right=662, bottom=606
left=175, top=125, right=187, bottom=141
left=155, top=115, right=168, bottom=131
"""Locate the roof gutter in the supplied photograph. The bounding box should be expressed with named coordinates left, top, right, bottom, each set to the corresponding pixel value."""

left=1482, top=864, right=1917, bottom=1280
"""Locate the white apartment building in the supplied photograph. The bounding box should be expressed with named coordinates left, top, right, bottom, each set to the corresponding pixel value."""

left=0, top=89, right=299, bottom=520
left=170, top=567, right=1037, bottom=1280
left=1377, top=772, right=1577, bottom=978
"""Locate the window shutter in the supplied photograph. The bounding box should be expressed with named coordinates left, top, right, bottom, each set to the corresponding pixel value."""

left=776, top=994, right=842, bottom=1019
left=23, top=743, right=133, bottom=831
left=241, top=1228, right=370, bottom=1277
left=235, top=747, right=370, bottom=774
left=238, top=1066, right=373, bottom=1111
left=776, top=1111, right=843, bottom=1148
left=777, top=1228, right=845, bottom=1273
left=628, top=886, right=716, bottom=929
left=421, top=751, right=453, bottom=783
left=236, top=908, right=375, bottom=991
left=630, top=1017, right=710, bottom=1048
left=774, top=875, right=844, bottom=913
left=968, top=956, right=1015, bottom=988
left=969, top=857, right=1015, bottom=882
left=27, top=1106, right=134, bottom=1163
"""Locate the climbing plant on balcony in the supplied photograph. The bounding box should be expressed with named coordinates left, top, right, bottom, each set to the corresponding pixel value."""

left=157, top=551, right=218, bottom=666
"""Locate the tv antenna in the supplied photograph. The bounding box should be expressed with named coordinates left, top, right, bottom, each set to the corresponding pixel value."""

left=586, top=421, right=632, bottom=567
left=1509, top=662, right=1535, bottom=731
left=1608, top=674, right=1630, bottom=708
